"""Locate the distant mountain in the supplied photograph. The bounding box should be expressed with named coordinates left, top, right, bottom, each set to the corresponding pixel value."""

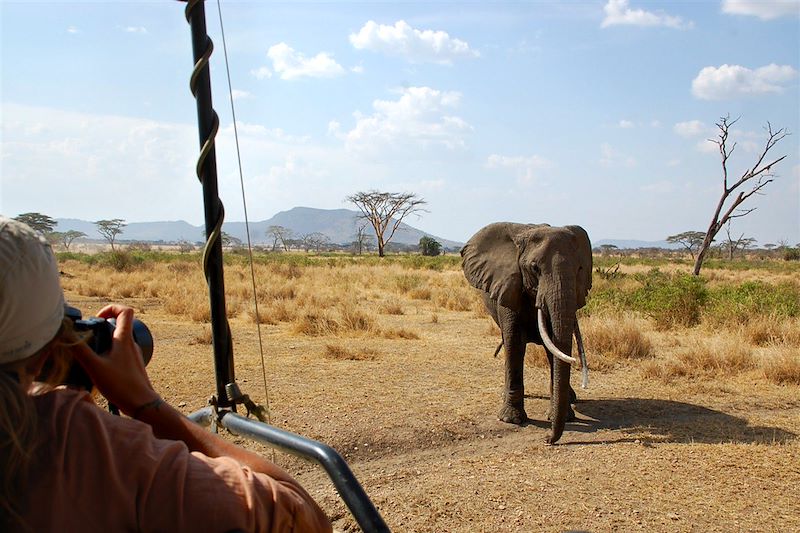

left=595, top=239, right=681, bottom=250
left=55, top=218, right=203, bottom=243
left=55, top=207, right=464, bottom=249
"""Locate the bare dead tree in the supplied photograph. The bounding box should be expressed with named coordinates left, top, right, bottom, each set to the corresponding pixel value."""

left=693, top=116, right=788, bottom=275
left=346, top=190, right=427, bottom=257
left=352, top=223, right=373, bottom=255
left=721, top=221, right=756, bottom=261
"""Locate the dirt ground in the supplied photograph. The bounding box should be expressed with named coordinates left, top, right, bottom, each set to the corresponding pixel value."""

left=64, top=288, right=800, bottom=533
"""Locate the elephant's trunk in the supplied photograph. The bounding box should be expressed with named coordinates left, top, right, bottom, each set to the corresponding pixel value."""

left=542, top=285, right=576, bottom=445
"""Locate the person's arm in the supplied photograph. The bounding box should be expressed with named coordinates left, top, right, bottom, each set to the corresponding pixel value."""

left=73, top=304, right=331, bottom=531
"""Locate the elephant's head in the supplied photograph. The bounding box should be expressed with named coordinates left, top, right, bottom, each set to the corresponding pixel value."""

left=461, top=222, right=593, bottom=443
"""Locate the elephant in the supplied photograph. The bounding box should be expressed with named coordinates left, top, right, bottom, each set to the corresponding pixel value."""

left=461, top=222, right=592, bottom=444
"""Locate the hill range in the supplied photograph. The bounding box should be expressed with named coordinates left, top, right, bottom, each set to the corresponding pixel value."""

left=55, top=207, right=465, bottom=250
left=54, top=207, right=682, bottom=251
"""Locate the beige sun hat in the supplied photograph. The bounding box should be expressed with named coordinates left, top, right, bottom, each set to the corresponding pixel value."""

left=0, top=216, right=65, bottom=364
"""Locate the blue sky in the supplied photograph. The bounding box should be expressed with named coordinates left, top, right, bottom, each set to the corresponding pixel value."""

left=2, top=1, right=798, bottom=245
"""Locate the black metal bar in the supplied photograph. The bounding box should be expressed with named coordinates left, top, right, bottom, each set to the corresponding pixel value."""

left=183, top=0, right=236, bottom=406
left=180, top=3, right=389, bottom=531
left=189, top=408, right=390, bottom=533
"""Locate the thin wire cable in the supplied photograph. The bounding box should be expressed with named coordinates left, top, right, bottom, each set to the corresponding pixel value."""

left=215, top=0, right=272, bottom=427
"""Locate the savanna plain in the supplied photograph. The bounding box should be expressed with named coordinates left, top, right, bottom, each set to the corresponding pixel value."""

left=58, top=250, right=800, bottom=532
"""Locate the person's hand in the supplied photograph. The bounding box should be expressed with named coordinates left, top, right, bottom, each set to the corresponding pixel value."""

left=73, top=304, right=161, bottom=416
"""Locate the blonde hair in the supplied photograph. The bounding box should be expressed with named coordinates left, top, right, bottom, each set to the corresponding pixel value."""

left=0, top=318, right=82, bottom=530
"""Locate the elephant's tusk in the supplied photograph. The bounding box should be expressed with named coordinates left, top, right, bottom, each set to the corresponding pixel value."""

left=574, top=322, right=589, bottom=390
left=537, top=308, right=577, bottom=365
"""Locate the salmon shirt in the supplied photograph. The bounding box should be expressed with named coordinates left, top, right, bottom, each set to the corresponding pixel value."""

left=21, top=387, right=329, bottom=532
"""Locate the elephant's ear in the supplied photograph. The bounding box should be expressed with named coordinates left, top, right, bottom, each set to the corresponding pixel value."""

left=461, top=222, right=530, bottom=311
left=565, top=225, right=593, bottom=306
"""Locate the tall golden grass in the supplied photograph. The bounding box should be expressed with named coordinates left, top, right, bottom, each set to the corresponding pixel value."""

left=57, top=254, right=799, bottom=386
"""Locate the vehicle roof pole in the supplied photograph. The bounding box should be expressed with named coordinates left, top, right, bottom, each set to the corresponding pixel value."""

left=183, top=0, right=236, bottom=408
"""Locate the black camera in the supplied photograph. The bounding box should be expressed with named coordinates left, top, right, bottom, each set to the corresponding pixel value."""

left=62, top=305, right=154, bottom=391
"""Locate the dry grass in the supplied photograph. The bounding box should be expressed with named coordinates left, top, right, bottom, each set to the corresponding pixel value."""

left=740, top=316, right=800, bottom=346
left=641, top=335, right=756, bottom=382
left=324, top=344, right=379, bottom=361
left=581, top=315, right=654, bottom=370
left=190, top=326, right=213, bottom=345
left=381, top=327, right=420, bottom=340
left=761, top=349, right=800, bottom=385
left=380, top=302, right=405, bottom=315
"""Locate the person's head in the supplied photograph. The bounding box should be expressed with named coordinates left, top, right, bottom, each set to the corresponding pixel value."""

left=1, top=216, right=66, bottom=379
left=0, top=216, right=77, bottom=529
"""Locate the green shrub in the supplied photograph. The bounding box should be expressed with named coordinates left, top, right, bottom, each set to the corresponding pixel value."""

left=583, top=284, right=628, bottom=315
left=784, top=248, right=800, bottom=261
left=628, top=269, right=707, bottom=329
left=705, top=280, right=800, bottom=325
left=96, top=250, right=144, bottom=272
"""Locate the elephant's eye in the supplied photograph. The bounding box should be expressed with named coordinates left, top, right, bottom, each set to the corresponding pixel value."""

left=532, top=264, right=541, bottom=275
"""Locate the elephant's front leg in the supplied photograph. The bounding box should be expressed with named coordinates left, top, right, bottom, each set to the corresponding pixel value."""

left=498, top=308, right=527, bottom=425
left=545, top=350, right=577, bottom=422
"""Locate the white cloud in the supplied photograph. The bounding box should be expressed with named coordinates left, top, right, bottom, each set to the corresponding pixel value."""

left=327, top=120, right=342, bottom=137
left=696, top=138, right=719, bottom=154
left=419, top=179, right=446, bottom=191
left=262, top=42, right=345, bottom=80
left=250, top=66, right=272, bottom=80
left=674, top=120, right=706, bottom=137
left=67, top=26, right=80, bottom=34
left=599, top=143, right=636, bottom=167
left=601, top=0, right=693, bottom=29
left=231, top=89, right=252, bottom=101
left=692, top=63, right=798, bottom=100
left=263, top=154, right=324, bottom=183
left=350, top=65, right=365, bottom=74
left=341, top=86, right=472, bottom=156
left=722, top=0, right=800, bottom=20
left=641, top=180, right=676, bottom=194
left=222, top=121, right=309, bottom=143
left=486, top=154, right=552, bottom=185
left=1, top=103, right=198, bottom=221
left=791, top=165, right=800, bottom=195
left=349, top=20, right=479, bottom=64
left=124, top=26, right=147, bottom=34
left=619, top=120, right=635, bottom=128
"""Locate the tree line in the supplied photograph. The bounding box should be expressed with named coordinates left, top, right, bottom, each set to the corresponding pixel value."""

left=12, top=188, right=445, bottom=257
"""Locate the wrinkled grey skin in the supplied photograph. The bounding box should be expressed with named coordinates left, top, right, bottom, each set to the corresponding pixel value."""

left=461, top=223, right=592, bottom=444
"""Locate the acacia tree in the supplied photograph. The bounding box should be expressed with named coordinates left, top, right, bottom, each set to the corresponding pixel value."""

left=14, top=212, right=57, bottom=235
left=50, top=230, right=87, bottom=251
left=95, top=219, right=126, bottom=251
left=303, top=232, right=330, bottom=253
left=666, top=231, right=706, bottom=260
left=266, top=225, right=292, bottom=251
left=346, top=191, right=427, bottom=257
left=598, top=244, right=619, bottom=256
left=221, top=232, right=242, bottom=248
left=692, top=116, right=788, bottom=276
